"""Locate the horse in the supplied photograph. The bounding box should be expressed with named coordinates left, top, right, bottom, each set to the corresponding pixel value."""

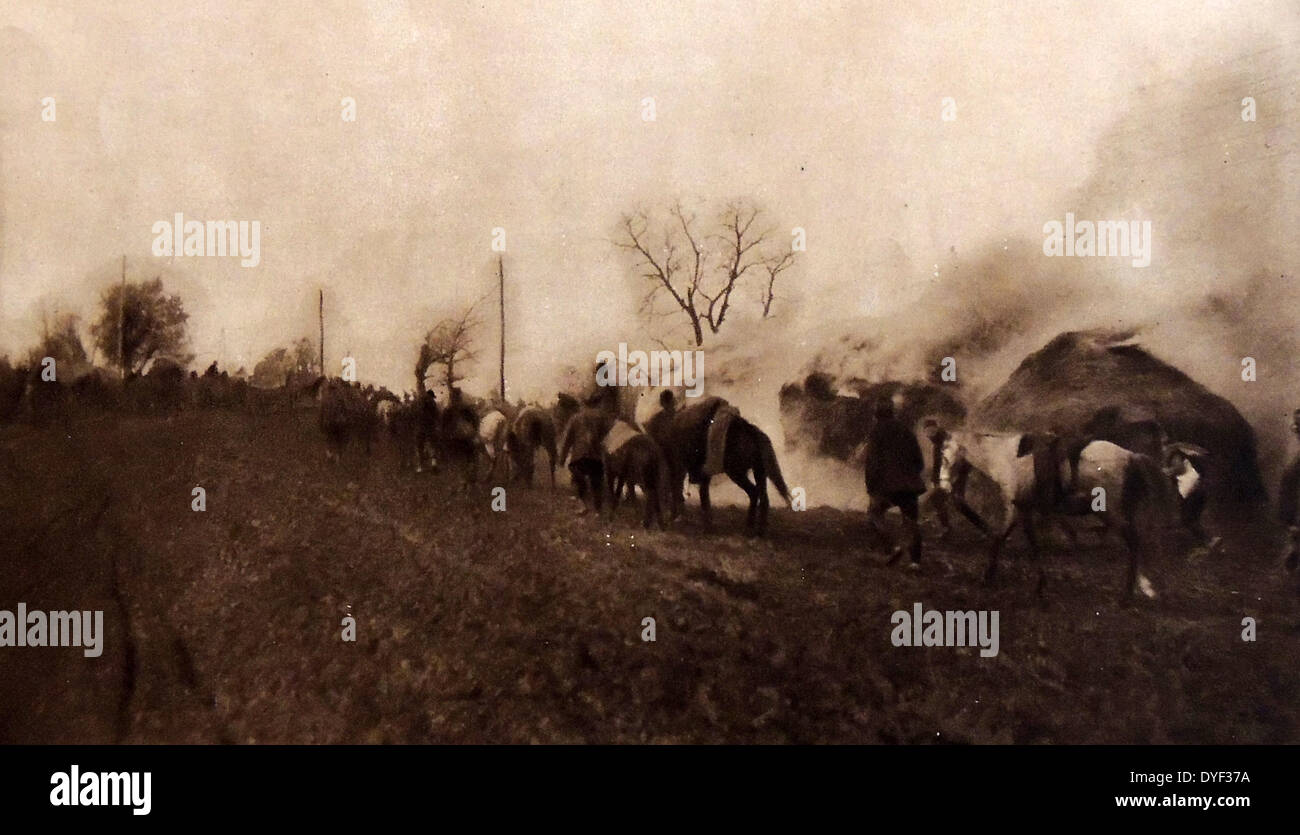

left=478, top=410, right=511, bottom=482
left=943, top=430, right=1173, bottom=600
left=602, top=423, right=673, bottom=529
left=1162, top=442, right=1217, bottom=550
left=438, top=392, right=484, bottom=482
left=309, top=376, right=378, bottom=461
left=508, top=404, right=559, bottom=488
left=651, top=397, right=792, bottom=536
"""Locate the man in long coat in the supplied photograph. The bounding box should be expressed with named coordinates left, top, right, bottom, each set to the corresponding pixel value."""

left=864, top=398, right=926, bottom=567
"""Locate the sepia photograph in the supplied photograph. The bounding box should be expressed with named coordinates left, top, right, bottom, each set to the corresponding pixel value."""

left=0, top=0, right=1296, bottom=816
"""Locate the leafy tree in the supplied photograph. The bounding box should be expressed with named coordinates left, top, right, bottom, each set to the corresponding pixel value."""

left=90, top=278, right=192, bottom=379
left=290, top=337, right=319, bottom=375
left=28, top=311, right=90, bottom=375
left=251, top=346, right=292, bottom=387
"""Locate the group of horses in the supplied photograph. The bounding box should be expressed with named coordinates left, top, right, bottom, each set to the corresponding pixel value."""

left=316, top=375, right=1215, bottom=602
left=480, top=390, right=793, bottom=537
left=317, top=378, right=794, bottom=537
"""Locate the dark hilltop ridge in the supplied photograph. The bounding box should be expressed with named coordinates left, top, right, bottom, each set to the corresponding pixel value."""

left=974, top=330, right=1266, bottom=505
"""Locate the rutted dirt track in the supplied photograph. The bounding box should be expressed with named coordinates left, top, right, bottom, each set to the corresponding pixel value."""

left=2, top=410, right=1298, bottom=743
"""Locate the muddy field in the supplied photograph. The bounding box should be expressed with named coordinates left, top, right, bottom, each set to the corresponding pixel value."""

left=2, top=409, right=1297, bottom=744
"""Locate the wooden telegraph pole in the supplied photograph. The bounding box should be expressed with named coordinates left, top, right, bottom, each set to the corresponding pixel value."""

left=498, top=255, right=506, bottom=403
left=119, top=255, right=126, bottom=381
left=319, top=289, right=325, bottom=375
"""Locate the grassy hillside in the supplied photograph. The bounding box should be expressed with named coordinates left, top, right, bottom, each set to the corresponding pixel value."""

left=1, top=409, right=1297, bottom=743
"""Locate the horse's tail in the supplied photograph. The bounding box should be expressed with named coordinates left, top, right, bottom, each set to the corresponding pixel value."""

left=542, top=417, right=557, bottom=462
left=759, top=429, right=792, bottom=508
left=513, top=412, right=534, bottom=446
left=521, top=409, right=553, bottom=452
left=556, top=414, right=576, bottom=466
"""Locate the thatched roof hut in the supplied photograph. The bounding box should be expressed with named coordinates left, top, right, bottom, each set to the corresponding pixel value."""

left=974, top=330, right=1265, bottom=504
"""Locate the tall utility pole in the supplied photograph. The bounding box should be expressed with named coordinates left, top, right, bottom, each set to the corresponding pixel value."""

left=318, top=289, right=325, bottom=375
left=119, top=255, right=126, bottom=381
left=498, top=255, right=506, bottom=403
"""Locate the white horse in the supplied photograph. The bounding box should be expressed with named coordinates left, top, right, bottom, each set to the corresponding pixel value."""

left=478, top=410, right=511, bottom=481
left=943, top=430, right=1171, bottom=600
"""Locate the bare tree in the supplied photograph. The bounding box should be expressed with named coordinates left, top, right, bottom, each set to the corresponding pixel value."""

left=614, top=199, right=796, bottom=345
left=760, top=251, right=796, bottom=318
left=417, top=299, right=484, bottom=394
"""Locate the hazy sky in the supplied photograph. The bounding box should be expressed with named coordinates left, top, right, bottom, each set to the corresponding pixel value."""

left=1, top=0, right=1295, bottom=400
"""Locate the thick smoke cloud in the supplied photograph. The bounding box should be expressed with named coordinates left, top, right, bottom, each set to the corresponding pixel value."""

left=746, top=47, right=1298, bottom=498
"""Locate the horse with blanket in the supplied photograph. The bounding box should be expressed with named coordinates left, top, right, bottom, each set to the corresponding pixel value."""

left=601, top=419, right=673, bottom=529
left=647, top=393, right=791, bottom=536
left=939, top=428, right=1175, bottom=601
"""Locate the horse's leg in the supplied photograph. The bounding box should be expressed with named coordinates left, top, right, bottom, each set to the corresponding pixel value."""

left=671, top=467, right=685, bottom=520
left=593, top=454, right=608, bottom=516
left=1182, top=496, right=1213, bottom=550
left=756, top=470, right=771, bottom=537
left=1119, top=520, right=1142, bottom=603
left=610, top=470, right=625, bottom=512
left=729, top=469, right=759, bottom=536
left=698, top=478, right=713, bottom=531
left=652, top=468, right=666, bottom=529
left=641, top=465, right=660, bottom=530
left=488, top=436, right=502, bottom=481
left=985, top=506, right=1020, bottom=585
left=474, top=439, right=490, bottom=484
left=1022, top=510, right=1047, bottom=596
left=952, top=489, right=992, bottom=537
left=642, top=468, right=655, bottom=525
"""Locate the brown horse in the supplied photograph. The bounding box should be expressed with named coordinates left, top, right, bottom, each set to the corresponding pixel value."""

left=651, top=397, right=792, bottom=536
left=604, top=428, right=673, bottom=529
left=309, top=376, right=377, bottom=461
left=508, top=404, right=560, bottom=488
